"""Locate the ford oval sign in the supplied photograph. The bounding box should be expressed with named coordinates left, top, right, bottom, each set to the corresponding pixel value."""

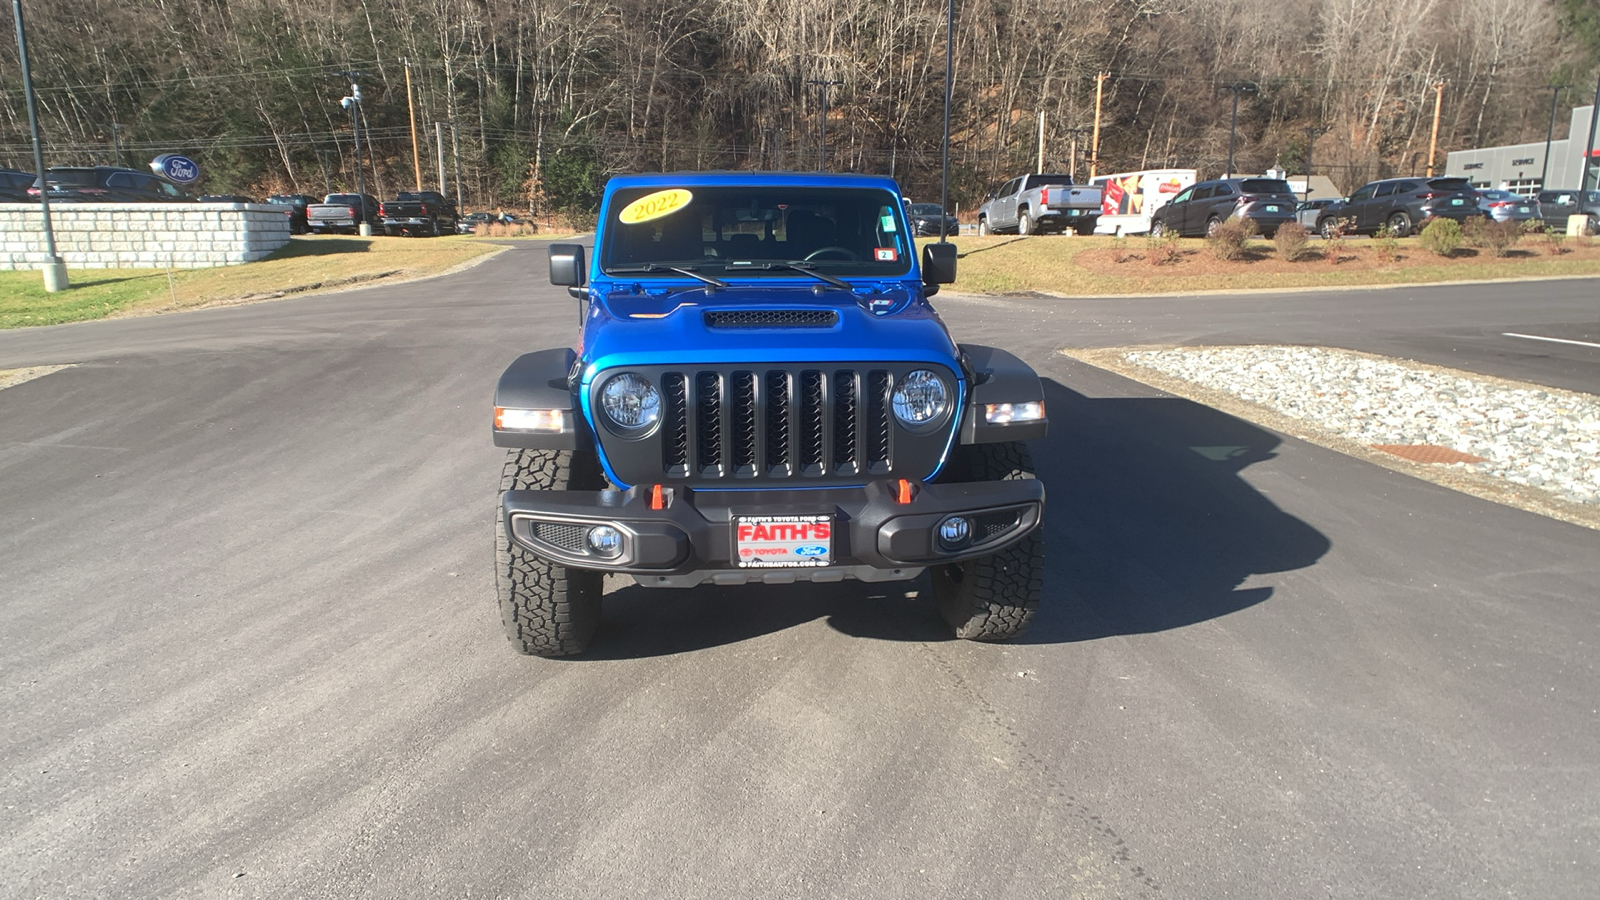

left=150, top=154, right=201, bottom=185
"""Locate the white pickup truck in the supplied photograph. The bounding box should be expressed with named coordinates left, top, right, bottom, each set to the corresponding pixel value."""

left=977, top=174, right=1102, bottom=236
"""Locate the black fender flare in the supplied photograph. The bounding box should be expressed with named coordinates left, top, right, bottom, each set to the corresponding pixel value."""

left=957, top=344, right=1048, bottom=444
left=493, top=347, right=584, bottom=450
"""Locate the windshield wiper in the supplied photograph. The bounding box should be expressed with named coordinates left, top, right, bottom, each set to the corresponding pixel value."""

left=608, top=264, right=727, bottom=288
left=761, top=261, right=852, bottom=290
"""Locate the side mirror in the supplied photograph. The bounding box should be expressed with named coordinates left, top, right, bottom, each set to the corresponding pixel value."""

left=922, top=242, right=957, bottom=285
left=548, top=243, right=586, bottom=288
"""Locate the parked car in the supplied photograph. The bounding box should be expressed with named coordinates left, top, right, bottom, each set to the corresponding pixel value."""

left=1148, top=177, right=1299, bottom=238
left=458, top=211, right=495, bottom=233
left=378, top=190, right=459, bottom=236
left=1314, top=177, right=1483, bottom=238
left=196, top=194, right=257, bottom=204
left=1474, top=189, right=1541, bottom=225
left=305, top=193, right=380, bottom=235
left=977, top=174, right=1101, bottom=235
left=905, top=202, right=959, bottom=237
left=1295, top=198, right=1337, bottom=229
left=29, top=166, right=191, bottom=202
left=267, top=194, right=319, bottom=234
left=1536, top=189, right=1600, bottom=234
left=0, top=168, right=37, bottom=202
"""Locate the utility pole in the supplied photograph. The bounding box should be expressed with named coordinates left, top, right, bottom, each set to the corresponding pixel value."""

left=450, top=120, right=463, bottom=209
left=13, top=0, right=66, bottom=291
left=1090, top=73, right=1108, bottom=180
left=337, top=71, right=370, bottom=235
left=807, top=79, right=843, bottom=170
left=403, top=59, right=423, bottom=191
left=1426, top=81, right=1447, bottom=177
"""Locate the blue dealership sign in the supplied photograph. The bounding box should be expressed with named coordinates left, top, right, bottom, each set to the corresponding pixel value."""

left=150, top=154, right=201, bottom=184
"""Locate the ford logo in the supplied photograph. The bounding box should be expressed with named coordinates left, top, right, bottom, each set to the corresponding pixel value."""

left=150, top=153, right=201, bottom=185
left=794, top=546, right=827, bottom=557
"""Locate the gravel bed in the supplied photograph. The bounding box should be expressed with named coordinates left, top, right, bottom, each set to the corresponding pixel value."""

left=1119, top=345, right=1600, bottom=506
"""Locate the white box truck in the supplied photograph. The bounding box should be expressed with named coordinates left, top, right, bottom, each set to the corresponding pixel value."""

left=1091, top=169, right=1197, bottom=236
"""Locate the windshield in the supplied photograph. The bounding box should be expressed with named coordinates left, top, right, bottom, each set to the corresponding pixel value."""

left=909, top=204, right=945, bottom=216
left=601, top=185, right=914, bottom=278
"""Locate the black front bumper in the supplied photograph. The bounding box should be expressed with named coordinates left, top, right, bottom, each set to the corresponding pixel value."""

left=502, top=478, right=1044, bottom=577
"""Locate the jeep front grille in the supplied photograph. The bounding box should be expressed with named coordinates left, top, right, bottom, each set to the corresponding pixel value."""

left=593, top=364, right=957, bottom=488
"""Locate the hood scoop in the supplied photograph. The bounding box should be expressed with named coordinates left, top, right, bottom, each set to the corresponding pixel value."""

left=703, top=309, right=839, bottom=329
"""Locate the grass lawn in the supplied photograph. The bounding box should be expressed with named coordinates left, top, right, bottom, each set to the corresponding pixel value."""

left=0, top=234, right=506, bottom=329
left=932, top=232, right=1600, bottom=295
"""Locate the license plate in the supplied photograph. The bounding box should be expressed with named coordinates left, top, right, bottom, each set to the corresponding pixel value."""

left=330, top=219, right=353, bottom=225
left=1450, top=199, right=1464, bottom=206
left=1264, top=205, right=1281, bottom=212
left=734, top=514, right=832, bottom=568
left=1518, top=206, right=1530, bottom=214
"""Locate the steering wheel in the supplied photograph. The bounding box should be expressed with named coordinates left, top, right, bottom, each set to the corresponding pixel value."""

left=803, top=245, right=859, bottom=262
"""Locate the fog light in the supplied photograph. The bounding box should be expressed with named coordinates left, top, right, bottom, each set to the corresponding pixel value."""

left=938, top=516, right=971, bottom=548
left=587, top=525, right=623, bottom=557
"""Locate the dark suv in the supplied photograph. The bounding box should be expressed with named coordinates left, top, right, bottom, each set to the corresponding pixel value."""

left=1149, top=177, right=1298, bottom=238
left=0, top=168, right=38, bottom=202
left=31, top=166, right=191, bottom=203
left=268, top=194, right=319, bottom=234
left=1536, top=189, right=1600, bottom=234
left=1314, top=177, right=1483, bottom=238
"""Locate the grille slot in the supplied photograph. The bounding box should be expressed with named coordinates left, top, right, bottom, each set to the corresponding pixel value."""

left=695, top=372, right=724, bottom=476
left=832, top=370, right=858, bottom=474
left=866, top=370, right=892, bottom=472
left=662, top=373, right=689, bottom=478
left=729, top=371, right=758, bottom=476
left=766, top=371, right=791, bottom=476
left=705, top=309, right=839, bottom=328
left=799, top=370, right=826, bottom=475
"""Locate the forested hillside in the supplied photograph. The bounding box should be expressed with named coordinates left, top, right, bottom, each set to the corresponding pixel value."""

left=2, top=0, right=1597, bottom=218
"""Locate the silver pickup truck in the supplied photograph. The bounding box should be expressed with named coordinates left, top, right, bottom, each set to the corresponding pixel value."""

left=977, top=174, right=1101, bottom=236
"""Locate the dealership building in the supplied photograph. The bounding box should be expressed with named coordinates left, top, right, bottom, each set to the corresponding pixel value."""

left=1443, top=104, right=1598, bottom=197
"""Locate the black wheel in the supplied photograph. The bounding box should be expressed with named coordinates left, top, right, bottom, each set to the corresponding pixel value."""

left=431, top=218, right=442, bottom=237
left=931, top=442, right=1044, bottom=642
left=1387, top=211, right=1412, bottom=238
left=495, top=448, right=607, bottom=657
left=1318, top=218, right=1339, bottom=239
left=1205, top=215, right=1222, bottom=236
left=1149, top=219, right=1168, bottom=238
left=1018, top=210, right=1034, bottom=236
left=977, top=217, right=991, bottom=236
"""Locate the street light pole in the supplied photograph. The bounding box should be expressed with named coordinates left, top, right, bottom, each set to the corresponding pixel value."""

left=337, top=71, right=371, bottom=236
left=12, top=0, right=67, bottom=291
left=1221, top=82, right=1258, bottom=178
left=807, top=79, right=843, bottom=170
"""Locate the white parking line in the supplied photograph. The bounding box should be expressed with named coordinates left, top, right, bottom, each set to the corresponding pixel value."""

left=1501, top=332, right=1600, bottom=350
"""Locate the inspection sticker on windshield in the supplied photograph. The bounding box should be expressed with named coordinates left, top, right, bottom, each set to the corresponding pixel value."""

left=734, top=515, right=833, bottom=567
left=618, top=189, right=693, bottom=225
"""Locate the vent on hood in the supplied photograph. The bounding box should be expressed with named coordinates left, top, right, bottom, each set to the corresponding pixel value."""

left=704, top=309, right=838, bottom=328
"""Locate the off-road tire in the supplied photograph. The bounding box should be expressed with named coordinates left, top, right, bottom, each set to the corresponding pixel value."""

left=495, top=448, right=607, bottom=656
left=931, top=441, right=1044, bottom=642
left=1387, top=211, right=1412, bottom=238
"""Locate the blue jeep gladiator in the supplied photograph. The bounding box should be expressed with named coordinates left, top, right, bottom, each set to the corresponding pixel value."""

left=491, top=172, right=1048, bottom=656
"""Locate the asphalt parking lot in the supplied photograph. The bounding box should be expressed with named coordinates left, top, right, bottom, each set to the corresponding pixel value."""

left=1, top=247, right=1597, bottom=898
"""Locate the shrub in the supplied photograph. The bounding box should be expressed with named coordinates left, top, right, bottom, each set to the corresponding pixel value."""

left=1463, top=217, right=1521, bottom=257
left=1419, top=218, right=1464, bottom=257
left=1371, top=224, right=1399, bottom=263
left=1274, top=221, right=1311, bottom=261
left=1542, top=226, right=1568, bottom=255
left=1206, top=217, right=1256, bottom=261
left=1146, top=229, right=1182, bottom=266
left=1111, top=235, right=1131, bottom=263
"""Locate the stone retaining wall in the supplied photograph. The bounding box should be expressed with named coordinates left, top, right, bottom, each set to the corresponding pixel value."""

left=0, top=203, right=292, bottom=270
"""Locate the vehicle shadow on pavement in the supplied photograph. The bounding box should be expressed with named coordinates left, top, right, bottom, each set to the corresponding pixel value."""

left=1019, top=378, right=1331, bottom=644
left=579, top=377, right=1330, bottom=658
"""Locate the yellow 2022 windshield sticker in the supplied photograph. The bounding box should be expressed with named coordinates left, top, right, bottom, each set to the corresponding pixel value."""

left=618, top=189, right=693, bottom=225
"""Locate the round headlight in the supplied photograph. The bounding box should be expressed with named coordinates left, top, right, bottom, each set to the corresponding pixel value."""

left=599, top=373, right=661, bottom=432
left=892, top=370, right=950, bottom=426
